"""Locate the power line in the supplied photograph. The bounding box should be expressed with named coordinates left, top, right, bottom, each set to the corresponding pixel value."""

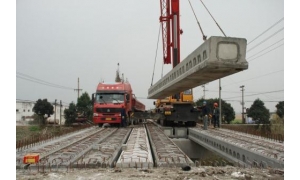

left=17, top=76, right=73, bottom=90
left=247, top=27, right=284, bottom=53
left=17, top=72, right=74, bottom=90
left=246, top=38, right=283, bottom=59
left=204, top=89, right=281, bottom=94
left=248, top=44, right=284, bottom=62
left=222, top=69, right=283, bottom=88
left=223, top=90, right=283, bottom=100
left=16, top=98, right=71, bottom=106
left=223, top=99, right=283, bottom=103
left=247, top=17, right=284, bottom=45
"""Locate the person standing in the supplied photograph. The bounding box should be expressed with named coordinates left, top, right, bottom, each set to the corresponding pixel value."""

left=198, top=101, right=209, bottom=130
left=120, top=106, right=127, bottom=127
left=213, top=103, right=220, bottom=128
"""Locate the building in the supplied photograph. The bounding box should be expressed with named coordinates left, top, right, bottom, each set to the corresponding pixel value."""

left=16, top=100, right=69, bottom=125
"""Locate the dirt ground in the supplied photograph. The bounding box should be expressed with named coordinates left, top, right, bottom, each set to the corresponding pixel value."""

left=16, top=166, right=284, bottom=180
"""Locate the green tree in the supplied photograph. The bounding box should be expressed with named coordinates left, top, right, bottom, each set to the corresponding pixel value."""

left=32, top=99, right=54, bottom=125
left=195, top=98, right=235, bottom=124
left=275, top=101, right=284, bottom=119
left=247, top=98, right=270, bottom=124
left=64, top=102, right=77, bottom=126
left=76, top=92, right=92, bottom=120
left=221, top=101, right=235, bottom=124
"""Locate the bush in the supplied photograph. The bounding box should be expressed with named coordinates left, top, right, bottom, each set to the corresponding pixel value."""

left=231, top=119, right=242, bottom=124
left=29, top=126, right=40, bottom=132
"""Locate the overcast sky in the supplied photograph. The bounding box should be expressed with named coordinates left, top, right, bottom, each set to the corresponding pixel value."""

left=13, top=0, right=285, bottom=114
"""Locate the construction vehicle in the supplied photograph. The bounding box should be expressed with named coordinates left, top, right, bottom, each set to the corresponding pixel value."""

left=92, top=81, right=147, bottom=127
left=151, top=0, right=199, bottom=127
left=153, top=89, right=199, bottom=126
left=92, top=68, right=147, bottom=127
left=150, top=0, right=247, bottom=127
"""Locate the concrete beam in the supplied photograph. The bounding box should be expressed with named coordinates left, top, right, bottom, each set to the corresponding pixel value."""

left=148, top=36, right=248, bottom=99
left=188, top=128, right=283, bottom=168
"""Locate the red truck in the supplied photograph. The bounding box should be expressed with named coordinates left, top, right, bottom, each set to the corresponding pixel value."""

left=92, top=82, right=146, bottom=127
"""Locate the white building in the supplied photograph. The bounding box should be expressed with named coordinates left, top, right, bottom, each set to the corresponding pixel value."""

left=16, top=100, right=69, bottom=125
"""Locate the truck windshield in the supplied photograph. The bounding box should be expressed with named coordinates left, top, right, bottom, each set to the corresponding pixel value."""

left=96, top=93, right=125, bottom=103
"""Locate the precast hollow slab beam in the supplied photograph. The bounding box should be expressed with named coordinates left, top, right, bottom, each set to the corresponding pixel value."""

left=148, top=36, right=248, bottom=99
left=116, top=127, right=153, bottom=168
left=188, top=128, right=284, bottom=169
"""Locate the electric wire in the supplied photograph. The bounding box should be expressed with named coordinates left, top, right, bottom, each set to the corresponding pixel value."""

left=248, top=43, right=284, bottom=62
left=222, top=69, right=283, bottom=88
left=202, top=89, right=281, bottom=94
left=247, top=27, right=284, bottom=52
left=246, top=38, right=284, bottom=59
left=17, top=75, right=74, bottom=90
left=17, top=98, right=71, bottom=106
left=223, top=90, right=283, bottom=100
left=17, top=72, right=74, bottom=90
left=223, top=99, right=283, bottom=103
left=247, top=17, right=284, bottom=45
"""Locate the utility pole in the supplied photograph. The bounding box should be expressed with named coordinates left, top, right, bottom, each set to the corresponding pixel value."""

left=202, top=85, right=206, bottom=99
left=219, top=79, right=222, bottom=128
left=74, top=77, right=82, bottom=102
left=60, top=100, right=62, bottom=125
left=54, top=99, right=57, bottom=125
left=240, top=85, right=245, bottom=124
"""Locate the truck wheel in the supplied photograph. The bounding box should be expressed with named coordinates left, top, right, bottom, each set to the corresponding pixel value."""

left=98, top=123, right=103, bottom=127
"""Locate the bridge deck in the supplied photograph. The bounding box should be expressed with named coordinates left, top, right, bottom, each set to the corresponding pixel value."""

left=189, top=127, right=284, bottom=168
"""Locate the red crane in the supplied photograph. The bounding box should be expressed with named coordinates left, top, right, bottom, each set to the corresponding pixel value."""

left=159, top=0, right=182, bottom=68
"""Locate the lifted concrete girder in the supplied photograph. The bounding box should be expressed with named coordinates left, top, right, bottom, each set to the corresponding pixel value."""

left=148, top=36, right=248, bottom=99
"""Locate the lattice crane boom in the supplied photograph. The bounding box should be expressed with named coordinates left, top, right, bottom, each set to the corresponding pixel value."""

left=159, top=0, right=181, bottom=68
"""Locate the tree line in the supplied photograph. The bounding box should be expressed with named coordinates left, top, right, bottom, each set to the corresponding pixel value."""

left=195, top=98, right=284, bottom=125
left=32, top=92, right=92, bottom=126
left=32, top=93, right=284, bottom=126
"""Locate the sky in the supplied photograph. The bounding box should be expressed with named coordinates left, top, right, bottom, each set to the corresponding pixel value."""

left=13, top=0, right=285, bottom=115
left=1, top=0, right=298, bottom=176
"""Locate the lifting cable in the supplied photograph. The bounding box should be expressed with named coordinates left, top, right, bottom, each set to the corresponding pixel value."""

left=199, top=0, right=227, bottom=37
left=161, top=57, right=164, bottom=78
left=188, top=0, right=207, bottom=41
left=151, top=24, right=162, bottom=86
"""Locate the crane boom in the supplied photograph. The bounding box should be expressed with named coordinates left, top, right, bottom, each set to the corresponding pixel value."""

left=159, top=0, right=181, bottom=67
left=155, top=0, right=198, bottom=127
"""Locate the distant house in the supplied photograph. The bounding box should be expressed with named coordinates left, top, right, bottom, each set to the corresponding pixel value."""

left=16, top=100, right=68, bottom=125
left=236, top=111, right=277, bottom=124
left=16, top=100, right=35, bottom=122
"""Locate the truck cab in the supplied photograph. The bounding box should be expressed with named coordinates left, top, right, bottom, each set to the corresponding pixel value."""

left=92, top=82, right=131, bottom=127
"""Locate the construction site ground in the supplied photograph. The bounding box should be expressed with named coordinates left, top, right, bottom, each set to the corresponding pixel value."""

left=15, top=124, right=285, bottom=179
left=16, top=166, right=284, bottom=180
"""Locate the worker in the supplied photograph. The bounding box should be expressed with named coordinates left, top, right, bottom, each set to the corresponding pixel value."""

left=121, top=106, right=127, bottom=127
left=198, top=101, right=209, bottom=130
left=213, top=103, right=220, bottom=128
